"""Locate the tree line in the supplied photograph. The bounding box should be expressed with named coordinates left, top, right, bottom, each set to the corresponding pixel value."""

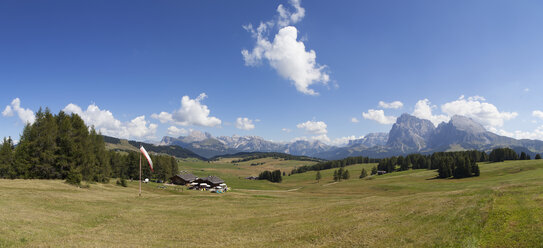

left=290, top=156, right=378, bottom=175
left=296, top=148, right=541, bottom=180
left=0, top=109, right=178, bottom=184
left=258, top=170, right=282, bottom=183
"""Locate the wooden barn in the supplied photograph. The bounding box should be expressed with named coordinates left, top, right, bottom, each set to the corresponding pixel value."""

left=170, top=173, right=198, bottom=185
left=196, top=176, right=225, bottom=187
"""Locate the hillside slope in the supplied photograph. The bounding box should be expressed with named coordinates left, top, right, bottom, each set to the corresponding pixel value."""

left=103, top=135, right=205, bottom=160
left=2, top=160, right=543, bottom=246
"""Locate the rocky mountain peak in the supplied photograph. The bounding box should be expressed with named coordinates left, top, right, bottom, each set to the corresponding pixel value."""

left=386, top=114, right=435, bottom=152
left=448, top=115, right=486, bottom=133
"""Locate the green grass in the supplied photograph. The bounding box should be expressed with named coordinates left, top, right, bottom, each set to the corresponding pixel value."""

left=1, top=159, right=543, bottom=247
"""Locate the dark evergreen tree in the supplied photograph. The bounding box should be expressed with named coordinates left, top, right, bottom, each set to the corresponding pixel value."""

left=359, top=168, right=367, bottom=179
left=472, top=163, right=480, bottom=177
left=536, top=154, right=542, bottom=160
left=337, top=167, right=344, bottom=182
left=342, top=169, right=350, bottom=180
left=316, top=171, right=321, bottom=182
left=0, top=137, right=15, bottom=178
left=371, top=166, right=377, bottom=175
left=520, top=152, right=527, bottom=160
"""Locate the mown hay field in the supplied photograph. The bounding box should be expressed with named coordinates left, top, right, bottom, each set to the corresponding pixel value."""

left=1, top=159, right=543, bottom=247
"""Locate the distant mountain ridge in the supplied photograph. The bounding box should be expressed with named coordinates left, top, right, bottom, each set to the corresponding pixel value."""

left=159, top=130, right=333, bottom=159
left=347, top=132, right=388, bottom=147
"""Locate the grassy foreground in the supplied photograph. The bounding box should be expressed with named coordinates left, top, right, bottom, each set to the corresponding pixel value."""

left=1, top=159, right=543, bottom=247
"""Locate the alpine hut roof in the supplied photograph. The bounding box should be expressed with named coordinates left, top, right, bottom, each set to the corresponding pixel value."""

left=200, top=176, right=225, bottom=185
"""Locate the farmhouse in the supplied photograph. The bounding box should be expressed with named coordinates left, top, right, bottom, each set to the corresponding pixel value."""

left=170, top=173, right=198, bottom=185
left=196, top=176, right=225, bottom=187
left=377, top=170, right=387, bottom=175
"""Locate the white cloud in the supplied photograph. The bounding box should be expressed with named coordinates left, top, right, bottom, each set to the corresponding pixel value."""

left=362, top=109, right=396, bottom=125
left=242, top=0, right=330, bottom=96
left=489, top=126, right=543, bottom=141
left=277, top=0, right=305, bottom=27
left=235, top=117, right=255, bottom=130
left=524, top=88, right=530, bottom=92
left=151, top=93, right=221, bottom=127
left=441, top=95, right=517, bottom=128
left=378, top=101, right=403, bottom=109
left=351, top=117, right=359, bottom=123
left=533, top=110, right=543, bottom=120
left=126, top=116, right=158, bottom=139
left=63, top=103, right=157, bottom=139
left=412, top=99, right=449, bottom=126
left=296, top=120, right=327, bottom=134
left=2, top=98, right=35, bottom=124
left=151, top=112, right=173, bottom=124
left=167, top=126, right=187, bottom=136
left=281, top=128, right=292, bottom=133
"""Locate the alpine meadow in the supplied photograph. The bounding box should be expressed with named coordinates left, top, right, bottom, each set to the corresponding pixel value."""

left=2, top=0, right=543, bottom=247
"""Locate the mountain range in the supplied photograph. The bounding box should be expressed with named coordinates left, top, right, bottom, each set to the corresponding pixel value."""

left=159, top=130, right=332, bottom=158
left=156, top=114, right=543, bottom=160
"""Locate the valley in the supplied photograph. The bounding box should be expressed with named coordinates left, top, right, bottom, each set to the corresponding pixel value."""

left=2, top=158, right=543, bottom=247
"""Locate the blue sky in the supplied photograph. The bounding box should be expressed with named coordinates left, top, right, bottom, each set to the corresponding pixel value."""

left=1, top=0, right=543, bottom=144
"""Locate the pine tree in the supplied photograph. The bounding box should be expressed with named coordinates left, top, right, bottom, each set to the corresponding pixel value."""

left=316, top=171, right=321, bottom=182
left=520, top=152, right=527, bottom=160
left=0, top=137, right=15, bottom=178
left=536, top=154, right=542, bottom=160
left=359, top=168, right=367, bottom=179
left=472, top=164, right=480, bottom=177
left=371, top=166, right=377, bottom=175
left=333, top=170, right=338, bottom=182
left=337, top=167, right=344, bottom=181
left=342, top=169, right=350, bottom=180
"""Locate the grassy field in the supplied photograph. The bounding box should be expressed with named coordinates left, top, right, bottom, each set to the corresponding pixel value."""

left=1, top=159, right=543, bottom=247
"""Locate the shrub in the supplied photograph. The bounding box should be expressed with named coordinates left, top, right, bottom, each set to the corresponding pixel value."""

left=116, top=178, right=127, bottom=187
left=359, top=168, right=367, bottom=179
left=65, top=170, right=82, bottom=185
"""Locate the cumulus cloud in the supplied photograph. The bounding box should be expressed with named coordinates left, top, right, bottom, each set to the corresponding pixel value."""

left=235, top=117, right=255, bottom=130
left=362, top=109, right=396, bottom=125
left=151, top=93, right=221, bottom=127
left=277, top=0, right=305, bottom=27
left=412, top=99, right=449, bottom=126
left=296, top=120, right=327, bottom=134
left=533, top=110, right=543, bottom=120
left=2, top=98, right=35, bottom=124
left=167, top=126, right=187, bottom=136
left=378, top=101, right=403, bottom=109
left=489, top=126, right=543, bottom=141
left=351, top=117, right=359, bottom=123
left=242, top=0, right=330, bottom=96
left=63, top=103, right=157, bottom=139
left=151, top=112, right=173, bottom=124
left=441, top=95, right=517, bottom=128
